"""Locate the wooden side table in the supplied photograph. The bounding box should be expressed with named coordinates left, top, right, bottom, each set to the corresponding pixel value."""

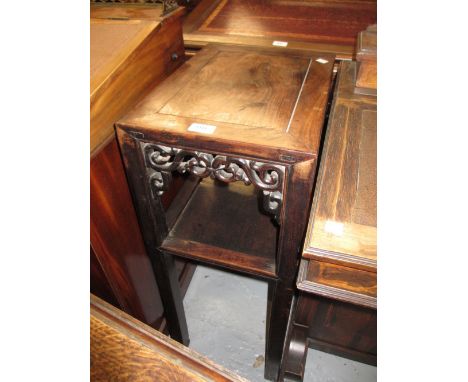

left=280, top=53, right=377, bottom=381
left=116, top=44, right=334, bottom=381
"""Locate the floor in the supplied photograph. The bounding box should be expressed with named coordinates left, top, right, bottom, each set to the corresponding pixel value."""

left=184, top=265, right=377, bottom=382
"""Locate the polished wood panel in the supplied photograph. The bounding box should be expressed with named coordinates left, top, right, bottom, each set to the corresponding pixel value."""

left=184, top=0, right=376, bottom=59
left=118, top=44, right=334, bottom=164
left=91, top=3, right=165, bottom=20
left=297, top=259, right=376, bottom=308
left=356, top=24, right=377, bottom=92
left=91, top=294, right=248, bottom=382
left=90, top=7, right=185, bottom=156
left=90, top=247, right=119, bottom=308
left=91, top=138, right=165, bottom=326
left=303, top=60, right=377, bottom=272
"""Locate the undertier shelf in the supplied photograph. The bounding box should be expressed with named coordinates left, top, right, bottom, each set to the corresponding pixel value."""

left=161, top=178, right=279, bottom=278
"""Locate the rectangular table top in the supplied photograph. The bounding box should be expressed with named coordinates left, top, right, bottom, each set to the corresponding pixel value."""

left=298, top=60, right=377, bottom=308
left=303, top=60, right=377, bottom=272
left=117, top=44, right=334, bottom=164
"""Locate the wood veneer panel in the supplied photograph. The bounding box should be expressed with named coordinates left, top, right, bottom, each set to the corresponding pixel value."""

left=91, top=138, right=196, bottom=329
left=90, top=9, right=185, bottom=156
left=199, top=0, right=377, bottom=46
left=91, top=295, right=248, bottom=382
left=356, top=24, right=377, bottom=91
left=90, top=247, right=120, bottom=308
left=117, top=44, right=334, bottom=164
left=91, top=138, right=165, bottom=325
left=303, top=61, right=377, bottom=271
left=91, top=4, right=164, bottom=20
left=297, top=259, right=376, bottom=308
left=159, top=51, right=309, bottom=129
left=295, top=293, right=377, bottom=360
left=184, top=0, right=376, bottom=59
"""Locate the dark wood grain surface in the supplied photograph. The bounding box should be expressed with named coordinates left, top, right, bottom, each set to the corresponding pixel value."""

left=297, top=259, right=376, bottom=308
left=281, top=51, right=377, bottom=381
left=117, top=44, right=334, bottom=164
left=91, top=138, right=166, bottom=326
left=163, top=179, right=278, bottom=278
left=91, top=294, right=248, bottom=382
left=184, top=0, right=376, bottom=59
left=356, top=24, right=377, bottom=92
left=303, top=60, right=377, bottom=273
left=297, top=293, right=376, bottom=362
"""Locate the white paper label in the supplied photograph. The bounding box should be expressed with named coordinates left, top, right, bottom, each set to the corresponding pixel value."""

left=316, top=58, right=329, bottom=64
left=324, top=220, right=344, bottom=236
left=187, top=123, right=217, bottom=134
left=272, top=40, right=288, bottom=47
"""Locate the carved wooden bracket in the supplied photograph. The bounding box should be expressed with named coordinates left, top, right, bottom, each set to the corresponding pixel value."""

left=141, top=143, right=285, bottom=222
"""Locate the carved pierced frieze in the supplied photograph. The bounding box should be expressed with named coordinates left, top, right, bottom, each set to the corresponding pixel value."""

left=142, top=143, right=285, bottom=221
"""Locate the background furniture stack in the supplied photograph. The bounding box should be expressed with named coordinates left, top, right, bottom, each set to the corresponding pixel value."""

left=183, top=0, right=376, bottom=59
left=90, top=2, right=196, bottom=331
left=281, top=25, right=377, bottom=381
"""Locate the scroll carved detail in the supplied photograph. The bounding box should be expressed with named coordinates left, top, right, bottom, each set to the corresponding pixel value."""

left=142, top=143, right=285, bottom=221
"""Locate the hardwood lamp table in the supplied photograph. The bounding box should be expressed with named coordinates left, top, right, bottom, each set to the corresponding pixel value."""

left=116, top=44, right=334, bottom=381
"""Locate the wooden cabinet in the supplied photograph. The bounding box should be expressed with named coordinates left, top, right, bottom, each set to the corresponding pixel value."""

left=281, top=43, right=377, bottom=380
left=115, top=44, right=334, bottom=381
left=91, top=294, right=247, bottom=382
left=90, top=3, right=196, bottom=330
left=183, top=0, right=377, bottom=60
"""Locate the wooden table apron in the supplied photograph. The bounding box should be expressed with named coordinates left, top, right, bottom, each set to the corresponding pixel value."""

left=116, top=44, right=334, bottom=381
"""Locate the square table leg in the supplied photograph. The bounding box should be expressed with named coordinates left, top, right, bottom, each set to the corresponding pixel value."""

left=117, top=129, right=189, bottom=345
